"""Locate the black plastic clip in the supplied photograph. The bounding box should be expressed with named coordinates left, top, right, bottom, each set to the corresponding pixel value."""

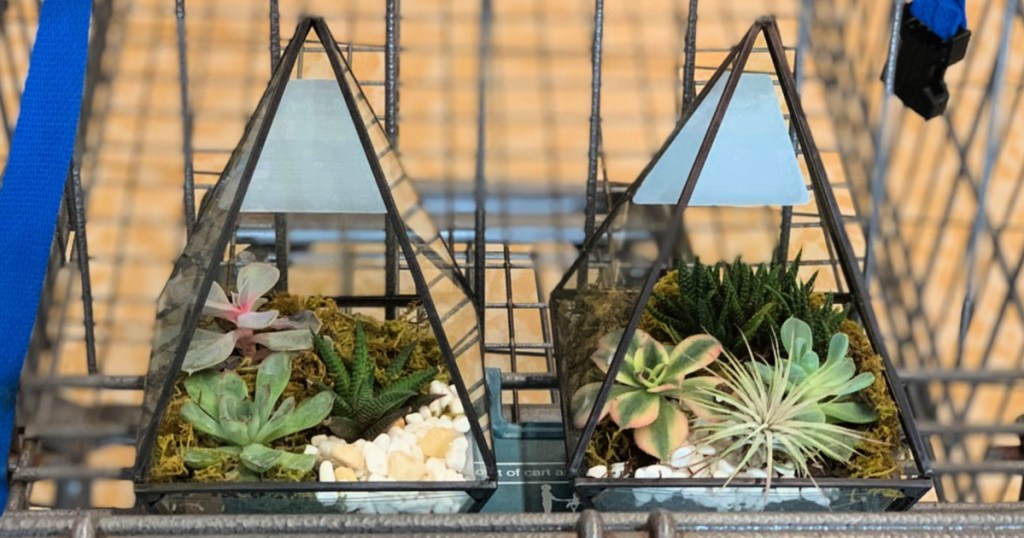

left=884, top=3, right=971, bottom=120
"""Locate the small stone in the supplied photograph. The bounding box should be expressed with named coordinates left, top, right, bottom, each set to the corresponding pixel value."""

left=319, top=460, right=335, bottom=482
left=363, top=441, right=389, bottom=476
left=670, top=444, right=698, bottom=468
left=372, top=433, right=391, bottom=453
left=428, top=399, right=443, bottom=416
left=311, top=434, right=328, bottom=446
left=419, top=427, right=456, bottom=459
left=775, top=463, right=795, bottom=478
left=388, top=426, right=404, bottom=438
left=712, top=459, right=736, bottom=479
left=745, top=468, right=769, bottom=479
left=425, top=457, right=447, bottom=480
left=392, top=418, right=406, bottom=429
left=334, top=466, right=357, bottom=481
left=443, top=468, right=465, bottom=481
left=418, top=406, right=432, bottom=418
left=316, top=460, right=338, bottom=506
left=438, top=394, right=454, bottom=409
left=452, top=416, right=471, bottom=433
left=586, top=465, right=608, bottom=478
left=367, top=473, right=392, bottom=481
left=447, top=397, right=464, bottom=415
left=388, top=433, right=413, bottom=455
left=445, top=436, right=468, bottom=472
left=438, top=415, right=453, bottom=428
left=670, top=468, right=691, bottom=478
left=697, top=445, right=717, bottom=456
left=331, top=443, right=365, bottom=473
left=406, top=413, right=425, bottom=424
left=609, top=462, right=626, bottom=478
left=388, top=451, right=427, bottom=481
left=303, top=444, right=318, bottom=456
left=429, top=380, right=449, bottom=395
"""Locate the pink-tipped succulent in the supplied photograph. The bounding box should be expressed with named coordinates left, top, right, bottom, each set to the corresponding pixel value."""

left=183, top=263, right=320, bottom=374
left=571, top=329, right=722, bottom=462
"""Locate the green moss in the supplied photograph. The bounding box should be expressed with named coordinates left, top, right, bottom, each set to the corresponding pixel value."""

left=149, top=295, right=447, bottom=484
left=840, top=319, right=902, bottom=479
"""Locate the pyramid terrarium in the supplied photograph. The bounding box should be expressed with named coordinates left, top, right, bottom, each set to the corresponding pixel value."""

left=134, top=18, right=495, bottom=514
left=550, top=18, right=932, bottom=512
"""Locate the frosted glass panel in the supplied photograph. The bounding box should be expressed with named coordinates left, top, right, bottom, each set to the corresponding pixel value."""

left=243, top=79, right=386, bottom=214
left=633, top=72, right=809, bottom=207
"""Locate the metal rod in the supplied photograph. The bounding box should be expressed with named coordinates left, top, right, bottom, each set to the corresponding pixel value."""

left=581, top=0, right=604, bottom=261
left=176, top=0, right=196, bottom=237
left=269, top=0, right=288, bottom=292
left=472, top=0, right=493, bottom=321
left=681, top=0, right=698, bottom=108
left=70, top=163, right=97, bottom=375
left=384, top=0, right=401, bottom=319
left=502, top=243, right=520, bottom=422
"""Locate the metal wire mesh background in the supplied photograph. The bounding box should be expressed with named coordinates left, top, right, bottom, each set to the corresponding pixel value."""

left=1, top=0, right=1022, bottom=511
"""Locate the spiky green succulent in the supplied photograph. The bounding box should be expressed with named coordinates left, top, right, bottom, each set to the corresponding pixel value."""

left=643, top=256, right=847, bottom=357
left=693, top=326, right=877, bottom=488
left=180, top=352, right=334, bottom=474
left=572, top=329, right=721, bottom=461
left=313, top=323, right=439, bottom=442
left=751, top=317, right=878, bottom=424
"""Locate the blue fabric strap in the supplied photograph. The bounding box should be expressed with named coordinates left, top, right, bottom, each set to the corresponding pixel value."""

left=0, top=0, right=92, bottom=512
left=910, top=0, right=968, bottom=40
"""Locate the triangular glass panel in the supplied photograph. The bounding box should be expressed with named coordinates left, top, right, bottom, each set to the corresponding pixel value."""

left=634, top=72, right=808, bottom=207
left=134, top=18, right=494, bottom=514
left=551, top=19, right=931, bottom=513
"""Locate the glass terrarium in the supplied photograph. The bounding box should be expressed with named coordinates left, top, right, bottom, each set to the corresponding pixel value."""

left=550, top=18, right=932, bottom=512
left=133, top=17, right=495, bottom=514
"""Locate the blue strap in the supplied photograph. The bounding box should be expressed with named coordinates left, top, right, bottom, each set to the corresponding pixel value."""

left=910, top=0, right=968, bottom=40
left=0, top=0, right=92, bottom=512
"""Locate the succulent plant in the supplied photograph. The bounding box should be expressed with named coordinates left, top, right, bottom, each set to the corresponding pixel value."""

left=313, top=323, right=440, bottom=442
left=751, top=317, right=878, bottom=424
left=184, top=263, right=321, bottom=374
left=643, top=256, right=847, bottom=358
left=693, top=330, right=877, bottom=487
left=180, top=352, right=334, bottom=474
left=571, top=329, right=722, bottom=462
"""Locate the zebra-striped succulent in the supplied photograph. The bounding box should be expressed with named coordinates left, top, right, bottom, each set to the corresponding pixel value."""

left=571, top=329, right=721, bottom=462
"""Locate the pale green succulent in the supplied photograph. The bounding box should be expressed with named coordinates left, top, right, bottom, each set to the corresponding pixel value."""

left=180, top=352, right=334, bottom=474
left=753, top=317, right=878, bottom=424
left=694, top=323, right=878, bottom=487
left=571, top=329, right=722, bottom=462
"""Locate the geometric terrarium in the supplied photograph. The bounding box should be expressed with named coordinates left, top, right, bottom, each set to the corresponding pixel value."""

left=133, top=18, right=495, bottom=514
left=550, top=18, right=932, bottom=512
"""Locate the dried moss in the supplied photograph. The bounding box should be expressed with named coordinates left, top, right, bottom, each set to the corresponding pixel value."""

left=584, top=420, right=657, bottom=473
left=148, top=295, right=446, bottom=484
left=553, top=285, right=637, bottom=398
left=840, top=319, right=902, bottom=479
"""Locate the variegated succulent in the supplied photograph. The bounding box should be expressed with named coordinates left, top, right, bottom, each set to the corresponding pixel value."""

left=571, top=329, right=722, bottom=461
left=183, top=263, right=321, bottom=374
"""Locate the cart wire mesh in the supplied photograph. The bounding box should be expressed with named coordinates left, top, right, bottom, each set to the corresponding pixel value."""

left=1, top=0, right=1023, bottom=512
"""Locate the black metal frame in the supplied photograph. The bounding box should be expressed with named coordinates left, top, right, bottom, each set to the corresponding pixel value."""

left=549, top=17, right=932, bottom=510
left=132, top=16, right=496, bottom=511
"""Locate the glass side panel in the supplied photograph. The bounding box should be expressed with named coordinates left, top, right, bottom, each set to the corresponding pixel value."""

left=147, top=489, right=476, bottom=515
left=586, top=484, right=917, bottom=512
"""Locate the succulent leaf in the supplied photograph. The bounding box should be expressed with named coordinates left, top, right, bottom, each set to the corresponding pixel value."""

left=633, top=399, right=688, bottom=462
left=608, top=389, right=660, bottom=429
left=664, top=334, right=722, bottom=381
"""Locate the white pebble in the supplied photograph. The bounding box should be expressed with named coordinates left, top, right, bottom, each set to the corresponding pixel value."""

left=609, top=462, right=626, bottom=478
left=418, top=406, right=432, bottom=418
left=447, top=397, right=465, bottom=415
left=311, top=434, right=328, bottom=446
left=452, top=416, right=471, bottom=433
left=363, top=441, right=389, bottom=476
left=670, top=468, right=691, bottom=478
left=586, top=465, right=608, bottom=478
left=303, top=444, right=319, bottom=456
left=430, top=380, right=449, bottom=395
left=438, top=394, right=454, bottom=408
left=426, top=457, right=447, bottom=480
left=405, top=413, right=424, bottom=424
left=428, top=399, right=443, bottom=416
left=316, top=460, right=338, bottom=506
left=745, top=468, right=769, bottom=479
left=776, top=463, right=795, bottom=478
left=697, top=445, right=717, bottom=456
left=712, top=459, right=736, bottom=479
left=634, top=465, right=671, bottom=479
left=372, top=433, right=391, bottom=452
left=670, top=445, right=701, bottom=469
left=445, top=436, right=468, bottom=472
left=438, top=415, right=453, bottom=428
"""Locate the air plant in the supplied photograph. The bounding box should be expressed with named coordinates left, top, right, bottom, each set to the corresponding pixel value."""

left=183, top=263, right=321, bottom=373
left=180, top=352, right=334, bottom=474
left=312, top=323, right=440, bottom=442
left=571, top=329, right=722, bottom=462
left=693, top=328, right=878, bottom=488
